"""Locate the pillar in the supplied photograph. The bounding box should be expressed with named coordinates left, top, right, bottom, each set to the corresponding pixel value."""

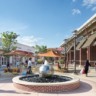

left=87, top=46, right=91, bottom=62
left=69, top=51, right=71, bottom=64
left=80, top=48, right=82, bottom=66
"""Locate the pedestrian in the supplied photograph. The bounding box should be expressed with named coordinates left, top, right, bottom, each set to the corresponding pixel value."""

left=7, top=62, right=10, bottom=72
left=27, top=58, right=32, bottom=74
left=84, top=60, right=91, bottom=77
left=16, top=60, right=20, bottom=68
left=24, top=59, right=28, bottom=67
left=7, top=62, right=10, bottom=69
left=35, top=58, right=37, bottom=65
left=57, top=62, right=61, bottom=69
left=25, top=60, right=28, bottom=64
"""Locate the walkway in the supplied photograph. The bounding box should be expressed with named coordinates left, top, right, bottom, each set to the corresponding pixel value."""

left=0, top=66, right=96, bottom=96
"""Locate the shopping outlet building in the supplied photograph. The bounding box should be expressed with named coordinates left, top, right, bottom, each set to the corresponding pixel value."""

left=0, top=41, right=35, bottom=66
left=61, top=14, right=96, bottom=66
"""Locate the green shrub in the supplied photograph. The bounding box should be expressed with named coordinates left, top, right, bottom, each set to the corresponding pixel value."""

left=58, top=59, right=64, bottom=64
left=4, top=68, right=8, bottom=72
left=37, top=59, right=43, bottom=64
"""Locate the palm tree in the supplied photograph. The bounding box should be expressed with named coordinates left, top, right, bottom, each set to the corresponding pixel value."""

left=35, top=45, right=47, bottom=53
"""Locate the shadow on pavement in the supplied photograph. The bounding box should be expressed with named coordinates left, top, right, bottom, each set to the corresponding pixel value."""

left=87, top=75, right=96, bottom=77
left=57, top=81, right=92, bottom=94
left=0, top=89, right=31, bottom=94
left=0, top=78, right=13, bottom=83
left=42, top=81, right=92, bottom=94
left=68, top=69, right=81, bottom=73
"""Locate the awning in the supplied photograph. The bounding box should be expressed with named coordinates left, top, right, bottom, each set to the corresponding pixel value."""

left=38, top=50, right=63, bottom=57
left=76, top=38, right=86, bottom=50
left=82, top=33, right=96, bottom=48
left=5, top=50, right=33, bottom=57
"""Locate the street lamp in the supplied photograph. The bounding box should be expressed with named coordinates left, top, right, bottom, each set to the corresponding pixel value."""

left=73, top=30, right=77, bottom=74
left=64, top=39, right=67, bottom=71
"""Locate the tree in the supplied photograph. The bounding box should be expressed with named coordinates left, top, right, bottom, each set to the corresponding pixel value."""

left=1, top=31, right=18, bottom=53
left=35, top=45, right=47, bottom=53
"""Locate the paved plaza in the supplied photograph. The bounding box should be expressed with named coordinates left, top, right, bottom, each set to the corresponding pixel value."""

left=0, top=66, right=96, bottom=96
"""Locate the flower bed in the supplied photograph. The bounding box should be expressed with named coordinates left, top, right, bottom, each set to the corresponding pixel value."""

left=4, top=68, right=20, bottom=74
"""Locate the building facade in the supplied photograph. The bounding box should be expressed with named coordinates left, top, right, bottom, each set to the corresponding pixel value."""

left=0, top=40, right=35, bottom=66
left=61, top=13, right=96, bottom=66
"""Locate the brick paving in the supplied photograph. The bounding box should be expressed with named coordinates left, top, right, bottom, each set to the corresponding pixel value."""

left=0, top=66, right=96, bottom=96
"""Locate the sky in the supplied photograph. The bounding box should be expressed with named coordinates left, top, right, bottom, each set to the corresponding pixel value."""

left=0, top=0, right=96, bottom=48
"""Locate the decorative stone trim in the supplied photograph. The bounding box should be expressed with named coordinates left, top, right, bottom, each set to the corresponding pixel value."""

left=13, top=75, right=80, bottom=93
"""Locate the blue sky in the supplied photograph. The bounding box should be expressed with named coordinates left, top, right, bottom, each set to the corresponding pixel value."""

left=0, top=0, right=96, bottom=48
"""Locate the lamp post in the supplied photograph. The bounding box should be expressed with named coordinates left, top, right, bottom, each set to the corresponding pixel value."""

left=73, top=30, right=77, bottom=74
left=64, top=39, right=67, bottom=71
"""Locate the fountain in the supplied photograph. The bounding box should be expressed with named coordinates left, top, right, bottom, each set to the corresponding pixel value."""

left=12, top=61, right=80, bottom=92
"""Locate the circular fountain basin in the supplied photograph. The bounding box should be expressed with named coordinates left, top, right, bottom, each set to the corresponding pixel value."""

left=12, top=75, right=80, bottom=93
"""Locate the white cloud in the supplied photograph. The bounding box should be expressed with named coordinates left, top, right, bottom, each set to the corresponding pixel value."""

left=72, top=9, right=81, bottom=15
left=0, top=19, right=45, bottom=47
left=17, top=36, right=43, bottom=46
left=0, top=21, right=28, bottom=34
left=82, top=0, right=96, bottom=11
left=92, top=6, right=96, bottom=11
left=83, top=0, right=96, bottom=7
left=72, top=0, right=77, bottom=2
